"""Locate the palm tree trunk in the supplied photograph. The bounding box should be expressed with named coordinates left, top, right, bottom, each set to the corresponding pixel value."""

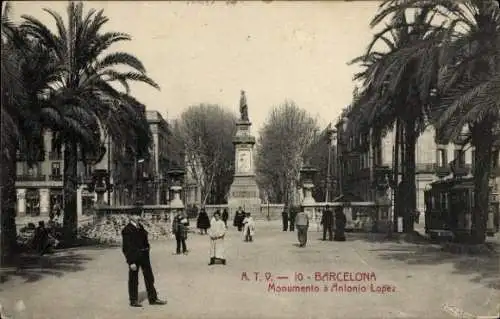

left=63, top=141, right=79, bottom=242
left=0, top=144, right=18, bottom=264
left=471, top=122, right=494, bottom=244
left=402, top=120, right=417, bottom=233
left=392, top=119, right=400, bottom=232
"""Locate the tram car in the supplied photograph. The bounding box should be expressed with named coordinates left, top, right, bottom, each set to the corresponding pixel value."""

left=424, top=176, right=499, bottom=242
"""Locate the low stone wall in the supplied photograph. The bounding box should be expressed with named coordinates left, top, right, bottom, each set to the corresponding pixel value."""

left=89, top=202, right=392, bottom=233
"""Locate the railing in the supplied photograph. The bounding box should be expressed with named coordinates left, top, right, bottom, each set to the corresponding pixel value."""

left=416, top=163, right=436, bottom=173
left=17, top=174, right=46, bottom=181
left=49, top=175, right=63, bottom=181
left=435, top=165, right=451, bottom=178
left=49, top=151, right=62, bottom=160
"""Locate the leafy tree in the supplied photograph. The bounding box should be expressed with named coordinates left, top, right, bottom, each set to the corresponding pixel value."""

left=256, top=101, right=319, bottom=206
left=388, top=0, right=500, bottom=243
left=173, top=104, right=237, bottom=205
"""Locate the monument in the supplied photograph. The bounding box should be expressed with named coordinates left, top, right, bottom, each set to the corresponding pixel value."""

left=227, top=90, right=262, bottom=217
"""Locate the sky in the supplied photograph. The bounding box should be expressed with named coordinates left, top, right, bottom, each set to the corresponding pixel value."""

left=9, top=0, right=382, bottom=134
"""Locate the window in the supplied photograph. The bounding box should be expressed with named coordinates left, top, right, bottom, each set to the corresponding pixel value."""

left=85, top=164, right=93, bottom=176
left=51, top=162, right=61, bottom=176
left=436, top=149, right=447, bottom=167
left=492, top=149, right=499, bottom=168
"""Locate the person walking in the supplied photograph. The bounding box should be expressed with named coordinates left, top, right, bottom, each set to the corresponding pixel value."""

left=281, top=209, right=289, bottom=231
left=334, top=207, right=347, bottom=241
left=121, top=214, right=166, bottom=307
left=208, top=211, right=227, bottom=265
left=222, top=208, right=229, bottom=227
left=196, top=208, right=210, bottom=235
left=172, top=210, right=189, bottom=254
left=321, top=205, right=334, bottom=241
left=233, top=207, right=245, bottom=231
left=242, top=212, right=255, bottom=242
left=32, top=221, right=50, bottom=255
left=289, top=207, right=297, bottom=232
left=295, top=208, right=309, bottom=247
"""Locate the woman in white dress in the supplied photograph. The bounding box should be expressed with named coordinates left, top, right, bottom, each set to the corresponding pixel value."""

left=242, top=212, right=255, bottom=242
left=208, top=211, right=226, bottom=265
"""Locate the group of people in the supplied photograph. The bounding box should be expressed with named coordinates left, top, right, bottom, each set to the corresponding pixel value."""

left=233, top=207, right=256, bottom=242
left=120, top=205, right=345, bottom=307
left=195, top=208, right=230, bottom=235
left=281, top=205, right=347, bottom=247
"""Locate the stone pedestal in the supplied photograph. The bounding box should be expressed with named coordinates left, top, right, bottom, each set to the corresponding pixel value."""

left=301, top=182, right=317, bottom=230
left=228, top=119, right=261, bottom=217
left=169, top=185, right=184, bottom=210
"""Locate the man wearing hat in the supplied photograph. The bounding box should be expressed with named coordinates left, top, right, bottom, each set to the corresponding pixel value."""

left=122, top=213, right=166, bottom=307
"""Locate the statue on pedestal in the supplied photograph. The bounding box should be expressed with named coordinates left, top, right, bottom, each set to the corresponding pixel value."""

left=239, top=90, right=249, bottom=121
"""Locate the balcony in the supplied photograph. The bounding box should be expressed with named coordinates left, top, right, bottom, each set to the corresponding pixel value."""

left=49, top=151, right=62, bottom=160
left=435, top=165, right=451, bottom=178
left=451, top=164, right=471, bottom=178
left=17, top=174, right=46, bottom=182
left=49, top=175, right=63, bottom=181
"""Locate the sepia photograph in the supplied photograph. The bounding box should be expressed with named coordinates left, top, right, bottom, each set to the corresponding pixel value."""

left=1, top=0, right=499, bottom=318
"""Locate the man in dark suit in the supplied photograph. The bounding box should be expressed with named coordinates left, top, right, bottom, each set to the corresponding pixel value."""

left=122, top=214, right=166, bottom=307
left=321, top=205, right=334, bottom=241
left=281, top=210, right=288, bottom=231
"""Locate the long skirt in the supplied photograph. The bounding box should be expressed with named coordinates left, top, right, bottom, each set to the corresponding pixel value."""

left=210, top=238, right=225, bottom=259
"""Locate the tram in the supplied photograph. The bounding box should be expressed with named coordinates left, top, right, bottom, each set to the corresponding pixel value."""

left=424, top=176, right=500, bottom=242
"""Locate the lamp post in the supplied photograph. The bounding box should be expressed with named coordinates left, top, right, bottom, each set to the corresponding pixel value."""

left=167, top=167, right=185, bottom=227
left=374, top=165, right=395, bottom=235
left=325, top=125, right=337, bottom=204
left=167, top=167, right=185, bottom=209
left=300, top=162, right=319, bottom=229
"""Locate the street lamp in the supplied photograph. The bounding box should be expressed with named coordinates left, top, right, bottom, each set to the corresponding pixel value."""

left=325, top=125, right=337, bottom=204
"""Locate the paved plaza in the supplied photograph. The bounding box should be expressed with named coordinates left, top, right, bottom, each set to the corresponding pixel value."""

left=1, top=221, right=499, bottom=319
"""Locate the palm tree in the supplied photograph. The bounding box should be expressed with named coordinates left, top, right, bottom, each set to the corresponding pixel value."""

left=386, top=0, right=500, bottom=243
left=20, top=1, right=159, bottom=240
left=1, top=2, right=49, bottom=261
left=348, top=4, right=443, bottom=232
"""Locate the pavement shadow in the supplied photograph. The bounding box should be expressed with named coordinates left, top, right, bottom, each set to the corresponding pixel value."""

left=0, top=251, right=94, bottom=286
left=346, top=231, right=429, bottom=244
left=368, top=242, right=500, bottom=291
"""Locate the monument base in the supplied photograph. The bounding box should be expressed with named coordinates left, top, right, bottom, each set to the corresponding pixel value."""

left=228, top=174, right=261, bottom=218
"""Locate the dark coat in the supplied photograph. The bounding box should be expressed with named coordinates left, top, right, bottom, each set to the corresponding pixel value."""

left=335, top=210, right=347, bottom=229
left=233, top=210, right=245, bottom=227
left=197, top=211, right=211, bottom=229
left=121, top=222, right=150, bottom=265
left=222, top=210, right=229, bottom=221
left=172, top=215, right=190, bottom=239
left=321, top=210, right=334, bottom=227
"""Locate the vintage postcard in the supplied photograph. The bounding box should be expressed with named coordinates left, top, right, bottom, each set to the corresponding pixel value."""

left=1, top=1, right=499, bottom=318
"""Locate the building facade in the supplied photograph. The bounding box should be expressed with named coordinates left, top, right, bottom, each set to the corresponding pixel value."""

left=333, top=107, right=500, bottom=213
left=15, top=111, right=174, bottom=217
